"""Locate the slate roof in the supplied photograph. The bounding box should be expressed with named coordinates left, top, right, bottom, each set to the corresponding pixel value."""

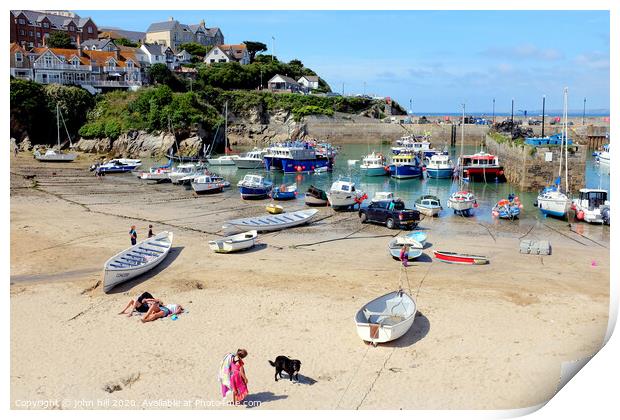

left=99, top=27, right=146, bottom=43
left=11, top=10, right=93, bottom=30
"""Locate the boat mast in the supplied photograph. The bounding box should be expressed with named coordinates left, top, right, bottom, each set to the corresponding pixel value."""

left=224, top=100, right=228, bottom=155
left=563, top=87, right=569, bottom=193
left=56, top=102, right=61, bottom=150
left=460, top=103, right=465, bottom=190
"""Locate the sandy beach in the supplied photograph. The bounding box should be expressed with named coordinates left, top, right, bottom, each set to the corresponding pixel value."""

left=10, top=153, right=609, bottom=410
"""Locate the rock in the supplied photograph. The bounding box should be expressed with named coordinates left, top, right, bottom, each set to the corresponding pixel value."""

left=177, top=136, right=203, bottom=157
left=75, top=138, right=112, bottom=154
left=19, top=136, right=32, bottom=152
left=111, top=131, right=176, bottom=158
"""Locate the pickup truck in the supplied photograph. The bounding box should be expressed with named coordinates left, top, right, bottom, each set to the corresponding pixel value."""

left=358, top=199, right=420, bottom=229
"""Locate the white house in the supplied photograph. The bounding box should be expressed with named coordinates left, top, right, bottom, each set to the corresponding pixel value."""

left=268, top=74, right=302, bottom=92
left=203, top=44, right=250, bottom=65
left=176, top=49, right=192, bottom=64
left=140, top=43, right=176, bottom=69
left=298, top=75, right=319, bottom=91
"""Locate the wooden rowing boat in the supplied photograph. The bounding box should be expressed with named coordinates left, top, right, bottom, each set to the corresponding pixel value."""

left=223, top=209, right=319, bottom=233
left=208, top=230, right=257, bottom=253
left=433, top=250, right=489, bottom=265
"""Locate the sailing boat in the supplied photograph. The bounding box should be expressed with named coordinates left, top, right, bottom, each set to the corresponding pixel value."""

left=34, top=103, right=77, bottom=162
left=447, top=104, right=477, bottom=216
left=536, top=88, right=571, bottom=218
left=208, top=101, right=240, bottom=166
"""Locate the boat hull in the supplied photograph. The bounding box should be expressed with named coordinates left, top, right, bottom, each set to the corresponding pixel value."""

left=415, top=204, right=441, bottom=217
left=239, top=185, right=272, bottom=199
left=223, top=209, right=319, bottom=233
left=305, top=195, right=328, bottom=206
left=434, top=251, right=488, bottom=265
left=537, top=197, right=570, bottom=218
left=271, top=191, right=297, bottom=200
left=192, top=182, right=224, bottom=194
left=35, top=153, right=77, bottom=162
left=425, top=168, right=453, bottom=178
left=360, top=166, right=388, bottom=177
left=264, top=156, right=331, bottom=174
left=234, top=159, right=264, bottom=169
left=208, top=231, right=257, bottom=253
left=462, top=167, right=504, bottom=182
left=388, top=164, right=423, bottom=179
left=354, top=291, right=417, bottom=344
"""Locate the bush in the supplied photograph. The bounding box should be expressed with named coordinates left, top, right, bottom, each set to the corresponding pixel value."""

left=104, top=120, right=122, bottom=139
left=78, top=121, right=105, bottom=138
left=292, top=105, right=334, bottom=121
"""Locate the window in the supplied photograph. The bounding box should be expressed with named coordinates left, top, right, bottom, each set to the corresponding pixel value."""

left=19, top=29, right=25, bottom=35
left=210, top=59, right=215, bottom=63
left=126, top=60, right=134, bottom=68
left=15, top=52, right=23, bottom=62
left=71, top=37, right=76, bottom=42
left=18, top=18, right=25, bottom=25
left=36, top=32, right=41, bottom=38
left=29, top=31, right=33, bottom=37
left=43, top=22, right=49, bottom=28
left=71, top=57, right=79, bottom=66
left=87, top=26, right=93, bottom=34
left=44, top=55, right=53, bottom=67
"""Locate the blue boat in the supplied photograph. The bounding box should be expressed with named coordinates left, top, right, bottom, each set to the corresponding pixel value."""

left=425, top=154, right=454, bottom=179
left=525, top=133, right=573, bottom=147
left=91, top=158, right=142, bottom=174
left=237, top=174, right=273, bottom=199
left=263, top=141, right=335, bottom=174
left=388, top=154, right=423, bottom=179
left=492, top=195, right=522, bottom=219
left=271, top=184, right=298, bottom=200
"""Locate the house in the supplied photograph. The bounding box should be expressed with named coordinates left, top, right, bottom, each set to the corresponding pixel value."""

left=203, top=44, right=250, bottom=65
left=80, top=38, right=118, bottom=52
left=10, top=10, right=98, bottom=49
left=298, top=75, right=319, bottom=92
left=176, top=49, right=192, bottom=64
left=268, top=74, right=302, bottom=92
left=145, top=17, right=223, bottom=52
left=98, top=27, right=146, bottom=45
left=140, top=43, right=176, bottom=69
left=10, top=42, right=33, bottom=80
left=11, top=42, right=142, bottom=92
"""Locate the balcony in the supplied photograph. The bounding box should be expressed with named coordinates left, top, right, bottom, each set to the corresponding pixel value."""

left=102, top=66, right=126, bottom=73
left=91, top=80, right=142, bottom=87
left=32, top=62, right=92, bottom=71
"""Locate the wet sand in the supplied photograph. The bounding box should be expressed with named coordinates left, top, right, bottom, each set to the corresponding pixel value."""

left=10, top=153, right=609, bottom=409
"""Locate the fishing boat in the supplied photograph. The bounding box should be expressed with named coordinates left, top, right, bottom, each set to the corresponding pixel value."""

left=596, top=144, right=610, bottom=165
left=271, top=184, right=298, bottom=200
left=388, top=154, right=423, bottom=179
left=305, top=185, right=329, bottom=206
left=492, top=195, right=522, bottom=219
left=208, top=155, right=239, bottom=166
left=404, top=231, right=427, bottom=247
left=572, top=189, right=610, bottom=224
left=191, top=175, right=226, bottom=194
left=222, top=209, right=319, bottom=233
left=371, top=191, right=394, bottom=202
left=208, top=230, right=258, bottom=253
left=354, top=290, right=417, bottom=345
left=327, top=179, right=367, bottom=209
left=168, top=163, right=199, bottom=184
left=387, top=240, right=423, bottom=260
left=425, top=154, right=454, bottom=179
left=263, top=141, right=336, bottom=173
left=391, top=139, right=438, bottom=158
left=91, top=159, right=142, bottom=174
left=232, top=149, right=266, bottom=169
left=360, top=152, right=388, bottom=177
left=237, top=174, right=273, bottom=199
left=536, top=88, right=572, bottom=219
left=103, top=231, right=174, bottom=293
left=266, top=203, right=284, bottom=214
left=459, top=150, right=504, bottom=182
left=34, top=103, right=77, bottom=162
left=448, top=104, right=478, bottom=216
left=433, top=250, right=489, bottom=265
left=415, top=195, right=443, bottom=217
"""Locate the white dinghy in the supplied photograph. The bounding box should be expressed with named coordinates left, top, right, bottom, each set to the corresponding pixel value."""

left=387, top=239, right=423, bottom=260
left=355, top=290, right=417, bottom=345
left=209, top=230, right=258, bottom=253
left=223, top=209, right=319, bottom=233
left=103, top=231, right=174, bottom=293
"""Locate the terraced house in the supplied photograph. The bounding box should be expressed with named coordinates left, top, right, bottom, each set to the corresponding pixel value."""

left=10, top=10, right=98, bottom=48
left=145, top=17, right=224, bottom=52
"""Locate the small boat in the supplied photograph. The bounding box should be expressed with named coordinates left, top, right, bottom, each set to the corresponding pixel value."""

left=347, top=159, right=359, bottom=166
left=34, top=103, right=77, bottom=162
left=492, top=195, right=522, bottom=219
left=103, top=231, right=174, bottom=293
left=403, top=231, right=427, bottom=247
left=447, top=191, right=477, bottom=215
left=305, top=185, right=329, bottom=206
left=91, top=159, right=142, bottom=174
left=327, top=179, right=367, bottom=210
left=433, top=250, right=489, bottom=265
left=459, top=150, right=504, bottom=182
left=208, top=155, right=240, bottom=166
left=223, top=209, right=319, bottom=233
left=208, top=230, right=258, bottom=253
left=596, top=144, right=610, bottom=165
left=388, top=154, right=423, bottom=179
left=572, top=189, right=610, bottom=224
left=237, top=174, right=273, bottom=199
left=232, top=149, right=266, bottom=169
left=415, top=195, right=443, bottom=217
left=168, top=163, right=199, bottom=184
left=271, top=184, right=298, bottom=200
left=536, top=183, right=570, bottom=218
left=425, top=154, right=454, bottom=179
left=371, top=191, right=394, bottom=202
left=266, top=203, right=284, bottom=214
left=313, top=166, right=329, bottom=174
left=388, top=239, right=423, bottom=260
left=139, top=160, right=173, bottom=182
left=191, top=175, right=225, bottom=194
left=360, top=152, right=388, bottom=177
left=354, top=290, right=417, bottom=345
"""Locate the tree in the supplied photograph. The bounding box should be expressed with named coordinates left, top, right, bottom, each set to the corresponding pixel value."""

left=179, top=42, right=207, bottom=58
left=243, top=41, right=267, bottom=62
left=147, top=63, right=173, bottom=85
left=115, top=38, right=138, bottom=48
left=46, top=31, right=74, bottom=48
left=254, top=54, right=278, bottom=64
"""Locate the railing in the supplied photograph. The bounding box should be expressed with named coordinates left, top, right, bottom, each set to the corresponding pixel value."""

left=102, top=66, right=125, bottom=73
left=32, top=62, right=92, bottom=71
left=91, top=80, right=142, bottom=87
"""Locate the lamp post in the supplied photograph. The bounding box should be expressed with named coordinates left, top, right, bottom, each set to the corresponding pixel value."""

left=492, top=98, right=495, bottom=124
left=342, top=82, right=344, bottom=96
left=542, top=95, right=546, bottom=137
left=409, top=98, right=413, bottom=115
left=271, top=36, right=275, bottom=62
left=582, top=97, right=586, bottom=125
left=260, top=69, right=263, bottom=90
left=510, top=98, right=514, bottom=125
left=363, top=81, right=366, bottom=96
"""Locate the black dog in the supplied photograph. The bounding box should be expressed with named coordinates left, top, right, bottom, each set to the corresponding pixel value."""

left=269, top=356, right=302, bottom=382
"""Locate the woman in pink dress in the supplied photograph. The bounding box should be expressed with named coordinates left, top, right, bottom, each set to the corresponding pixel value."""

left=230, top=349, right=249, bottom=403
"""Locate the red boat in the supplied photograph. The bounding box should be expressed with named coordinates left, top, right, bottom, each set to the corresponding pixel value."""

left=459, top=151, right=504, bottom=182
left=434, top=250, right=489, bottom=265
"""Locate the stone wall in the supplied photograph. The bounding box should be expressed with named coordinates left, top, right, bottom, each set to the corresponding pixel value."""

left=485, top=135, right=586, bottom=192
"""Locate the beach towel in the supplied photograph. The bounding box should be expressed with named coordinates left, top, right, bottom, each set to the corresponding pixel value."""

left=218, top=353, right=235, bottom=397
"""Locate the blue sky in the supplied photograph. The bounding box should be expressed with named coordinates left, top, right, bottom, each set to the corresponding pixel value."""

left=77, top=10, right=610, bottom=114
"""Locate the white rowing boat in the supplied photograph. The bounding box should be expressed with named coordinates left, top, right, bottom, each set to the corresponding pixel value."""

left=103, top=231, right=173, bottom=293
left=223, top=209, right=319, bottom=233
left=354, top=290, right=417, bottom=345
left=387, top=239, right=423, bottom=260
left=208, top=230, right=258, bottom=253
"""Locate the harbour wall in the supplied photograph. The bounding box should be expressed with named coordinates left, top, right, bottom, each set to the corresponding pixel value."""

left=485, top=135, right=587, bottom=193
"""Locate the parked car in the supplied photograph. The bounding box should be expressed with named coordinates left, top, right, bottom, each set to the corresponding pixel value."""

left=358, top=199, right=420, bottom=229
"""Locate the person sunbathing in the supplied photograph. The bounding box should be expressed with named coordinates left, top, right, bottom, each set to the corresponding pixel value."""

left=141, top=302, right=184, bottom=323
left=118, top=292, right=160, bottom=317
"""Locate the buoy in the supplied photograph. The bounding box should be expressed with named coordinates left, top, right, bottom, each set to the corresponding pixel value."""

left=577, top=210, right=585, bottom=220
left=492, top=210, right=499, bottom=217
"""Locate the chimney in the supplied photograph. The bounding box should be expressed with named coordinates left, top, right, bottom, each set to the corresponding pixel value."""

left=169, top=16, right=174, bottom=21
left=200, top=19, right=205, bottom=27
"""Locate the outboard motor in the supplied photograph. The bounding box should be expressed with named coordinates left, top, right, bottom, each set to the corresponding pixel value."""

left=601, top=207, right=610, bottom=225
